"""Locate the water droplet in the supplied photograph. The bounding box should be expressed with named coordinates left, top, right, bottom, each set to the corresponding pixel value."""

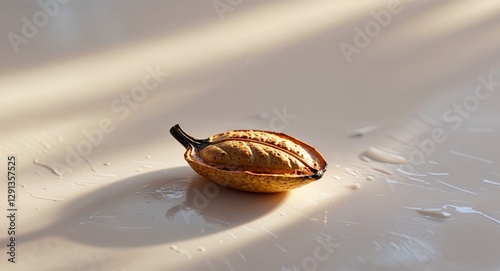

left=103, top=162, right=111, bottom=166
left=372, top=167, right=392, bottom=175
left=344, top=167, right=359, bottom=176
left=350, top=183, right=361, bottom=190
left=362, top=147, right=408, bottom=164
left=416, top=209, right=451, bottom=219
left=349, top=125, right=378, bottom=137
left=197, top=246, right=206, bottom=252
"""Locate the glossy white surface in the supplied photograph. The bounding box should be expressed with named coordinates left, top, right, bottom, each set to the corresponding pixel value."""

left=1, top=1, right=500, bottom=270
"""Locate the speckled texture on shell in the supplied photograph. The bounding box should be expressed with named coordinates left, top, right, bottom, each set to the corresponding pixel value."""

left=199, top=141, right=307, bottom=175
left=186, top=148, right=317, bottom=192
left=171, top=125, right=327, bottom=193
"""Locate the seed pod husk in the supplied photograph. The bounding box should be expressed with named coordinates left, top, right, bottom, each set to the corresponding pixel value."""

left=170, top=124, right=327, bottom=193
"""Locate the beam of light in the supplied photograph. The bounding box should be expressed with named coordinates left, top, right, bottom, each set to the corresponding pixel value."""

left=0, top=0, right=383, bottom=125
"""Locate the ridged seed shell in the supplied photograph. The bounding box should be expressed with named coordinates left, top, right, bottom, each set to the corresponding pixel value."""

left=170, top=124, right=327, bottom=193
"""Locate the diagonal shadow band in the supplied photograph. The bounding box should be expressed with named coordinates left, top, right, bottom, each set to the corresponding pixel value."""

left=19, top=166, right=288, bottom=247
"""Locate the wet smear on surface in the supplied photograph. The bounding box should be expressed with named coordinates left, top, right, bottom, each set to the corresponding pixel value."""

left=350, top=183, right=361, bottom=190
left=449, top=150, right=493, bottom=164
left=483, top=179, right=500, bottom=186
left=372, top=167, right=392, bottom=176
left=362, top=147, right=408, bottom=164
left=410, top=205, right=500, bottom=225
left=170, top=245, right=193, bottom=260
left=20, top=183, right=64, bottom=201
left=33, top=159, right=62, bottom=178
left=416, top=209, right=451, bottom=219
left=436, top=180, right=477, bottom=195
left=446, top=205, right=500, bottom=225
left=344, top=167, right=360, bottom=176
left=349, top=125, right=378, bottom=137
left=275, top=243, right=287, bottom=252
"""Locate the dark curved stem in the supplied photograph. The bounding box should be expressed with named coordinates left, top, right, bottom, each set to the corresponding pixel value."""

left=170, top=124, right=209, bottom=150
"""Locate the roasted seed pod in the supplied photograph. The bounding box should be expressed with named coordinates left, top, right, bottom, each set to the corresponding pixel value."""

left=170, top=124, right=327, bottom=193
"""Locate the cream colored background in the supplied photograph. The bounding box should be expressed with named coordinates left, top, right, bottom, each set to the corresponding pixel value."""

left=1, top=1, right=500, bottom=270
